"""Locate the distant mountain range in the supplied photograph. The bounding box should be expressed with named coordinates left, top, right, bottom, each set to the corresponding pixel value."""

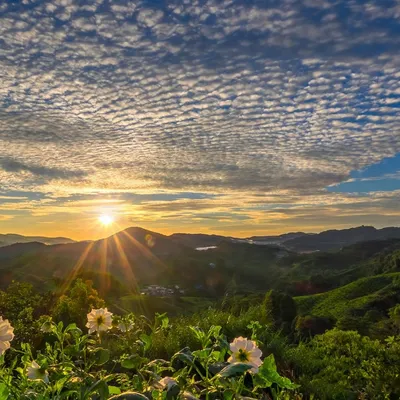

left=2, top=225, right=400, bottom=254
left=0, top=233, right=75, bottom=248
left=171, top=226, right=400, bottom=252
left=1, top=225, right=400, bottom=297
left=281, top=226, right=400, bottom=252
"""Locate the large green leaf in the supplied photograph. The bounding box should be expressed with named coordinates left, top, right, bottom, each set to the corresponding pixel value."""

left=93, top=348, right=110, bottom=365
left=172, top=348, right=194, bottom=365
left=0, top=383, right=9, bottom=400
left=218, top=363, right=253, bottom=378
left=254, top=354, right=299, bottom=389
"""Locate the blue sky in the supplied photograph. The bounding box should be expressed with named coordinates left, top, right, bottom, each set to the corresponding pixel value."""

left=0, top=0, right=399, bottom=239
left=329, top=153, right=400, bottom=192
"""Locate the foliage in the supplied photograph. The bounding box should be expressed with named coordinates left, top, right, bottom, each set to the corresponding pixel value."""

left=0, top=281, right=54, bottom=345
left=52, top=279, right=106, bottom=329
left=295, top=273, right=400, bottom=337
left=0, top=312, right=297, bottom=399
left=263, top=290, right=297, bottom=334
left=286, top=329, right=400, bottom=399
left=294, top=315, right=334, bottom=338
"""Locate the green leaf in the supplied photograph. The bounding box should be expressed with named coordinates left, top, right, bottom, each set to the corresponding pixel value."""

left=0, top=383, right=9, bottom=400
left=218, top=363, right=253, bottom=378
left=172, top=348, right=194, bottom=365
left=65, top=323, right=82, bottom=335
left=86, top=379, right=109, bottom=399
left=121, top=355, right=143, bottom=369
left=140, top=333, right=152, bottom=352
left=223, top=390, right=235, bottom=400
left=166, top=383, right=180, bottom=400
left=254, top=354, right=299, bottom=390
left=192, top=349, right=210, bottom=360
left=156, top=313, right=169, bottom=330
left=109, top=386, right=122, bottom=395
left=109, top=392, right=149, bottom=400
left=208, top=362, right=229, bottom=375
left=94, top=348, right=110, bottom=365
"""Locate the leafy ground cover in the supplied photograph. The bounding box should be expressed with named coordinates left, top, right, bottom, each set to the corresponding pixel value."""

left=0, top=309, right=298, bottom=400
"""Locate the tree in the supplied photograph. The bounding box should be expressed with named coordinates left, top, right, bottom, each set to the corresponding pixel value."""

left=0, top=281, right=53, bottom=345
left=52, top=279, right=105, bottom=329
left=263, top=290, right=297, bottom=333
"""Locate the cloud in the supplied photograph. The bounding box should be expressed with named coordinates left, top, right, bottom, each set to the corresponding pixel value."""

left=0, top=0, right=400, bottom=237
left=0, top=157, right=87, bottom=180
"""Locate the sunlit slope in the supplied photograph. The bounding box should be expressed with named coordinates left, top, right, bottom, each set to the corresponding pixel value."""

left=296, top=273, right=400, bottom=320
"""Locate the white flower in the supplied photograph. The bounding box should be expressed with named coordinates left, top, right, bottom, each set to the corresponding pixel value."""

left=86, top=308, right=113, bottom=334
left=0, top=316, right=14, bottom=356
left=27, top=361, right=49, bottom=383
left=228, top=336, right=262, bottom=373
left=118, top=321, right=134, bottom=332
left=158, top=376, right=177, bottom=390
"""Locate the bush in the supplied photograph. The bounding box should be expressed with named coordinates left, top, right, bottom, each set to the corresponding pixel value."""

left=286, top=329, right=400, bottom=399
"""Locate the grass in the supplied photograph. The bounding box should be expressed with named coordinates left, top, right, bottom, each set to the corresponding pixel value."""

left=118, top=294, right=215, bottom=317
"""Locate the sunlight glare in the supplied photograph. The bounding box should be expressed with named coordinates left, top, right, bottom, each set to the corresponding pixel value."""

left=98, top=214, right=115, bottom=226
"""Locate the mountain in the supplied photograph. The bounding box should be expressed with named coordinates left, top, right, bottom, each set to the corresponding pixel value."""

left=284, top=226, right=400, bottom=252
left=170, top=233, right=235, bottom=248
left=169, top=226, right=400, bottom=252
left=1, top=225, right=400, bottom=298
left=0, top=233, right=75, bottom=247
left=0, top=242, right=47, bottom=261
left=169, top=232, right=310, bottom=248
left=0, top=227, right=193, bottom=290
left=0, top=227, right=290, bottom=294
left=247, top=232, right=309, bottom=244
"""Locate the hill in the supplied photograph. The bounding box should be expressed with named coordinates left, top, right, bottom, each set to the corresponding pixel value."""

left=169, top=226, right=400, bottom=252
left=0, top=227, right=191, bottom=289
left=296, top=272, right=400, bottom=337
left=169, top=233, right=233, bottom=248
left=247, top=232, right=309, bottom=244
left=0, top=228, right=292, bottom=295
left=0, top=233, right=74, bottom=247
left=284, top=226, right=400, bottom=252
left=1, top=226, right=400, bottom=300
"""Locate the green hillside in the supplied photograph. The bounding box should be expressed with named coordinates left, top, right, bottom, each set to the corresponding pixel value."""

left=296, top=273, right=400, bottom=320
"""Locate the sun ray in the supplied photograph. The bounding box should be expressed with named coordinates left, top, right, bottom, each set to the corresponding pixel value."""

left=120, top=230, right=168, bottom=272
left=58, top=241, right=95, bottom=295
left=98, top=236, right=111, bottom=296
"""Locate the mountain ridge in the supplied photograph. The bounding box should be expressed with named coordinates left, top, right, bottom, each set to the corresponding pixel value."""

left=0, top=233, right=75, bottom=247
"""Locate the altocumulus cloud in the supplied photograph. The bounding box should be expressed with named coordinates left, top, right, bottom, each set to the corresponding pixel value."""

left=0, top=0, right=400, bottom=234
left=0, top=157, right=87, bottom=180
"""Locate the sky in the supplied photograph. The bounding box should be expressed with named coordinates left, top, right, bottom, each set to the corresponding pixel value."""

left=0, top=0, right=400, bottom=240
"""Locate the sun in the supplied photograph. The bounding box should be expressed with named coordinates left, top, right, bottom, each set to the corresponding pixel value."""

left=98, top=214, right=115, bottom=226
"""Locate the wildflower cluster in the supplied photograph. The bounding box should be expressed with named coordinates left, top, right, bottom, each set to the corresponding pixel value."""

left=0, top=309, right=298, bottom=399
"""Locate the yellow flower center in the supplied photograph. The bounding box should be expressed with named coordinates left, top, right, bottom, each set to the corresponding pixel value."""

left=237, top=349, right=250, bottom=362
left=96, top=316, right=105, bottom=325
